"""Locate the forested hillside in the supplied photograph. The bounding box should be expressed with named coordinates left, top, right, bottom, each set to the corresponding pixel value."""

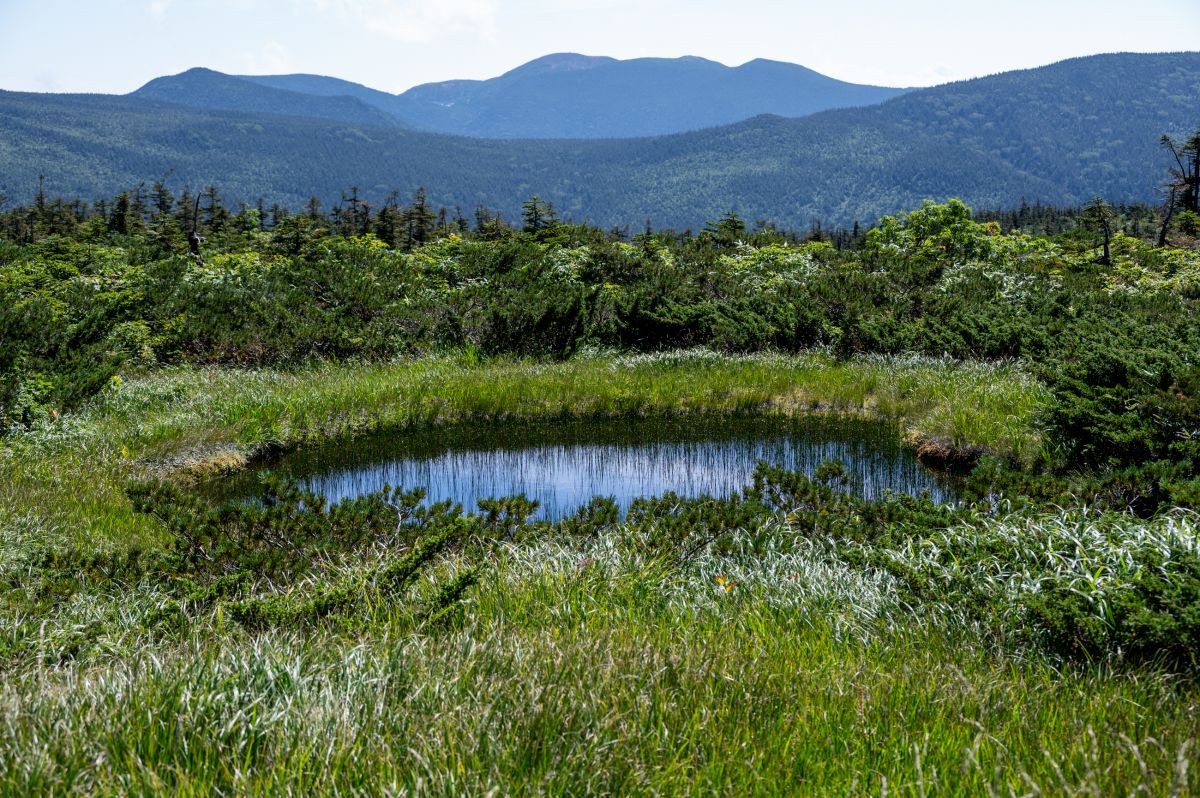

left=134, top=68, right=402, bottom=129
left=1, top=53, right=1196, bottom=227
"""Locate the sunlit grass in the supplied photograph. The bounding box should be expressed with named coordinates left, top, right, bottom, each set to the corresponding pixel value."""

left=55, top=349, right=1049, bottom=460
left=0, top=549, right=1194, bottom=796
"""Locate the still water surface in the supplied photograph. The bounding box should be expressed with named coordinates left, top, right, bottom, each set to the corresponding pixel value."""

left=213, top=416, right=959, bottom=520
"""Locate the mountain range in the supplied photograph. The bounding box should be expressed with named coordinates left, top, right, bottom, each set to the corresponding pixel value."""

left=1, top=52, right=1197, bottom=228
left=230, top=53, right=908, bottom=138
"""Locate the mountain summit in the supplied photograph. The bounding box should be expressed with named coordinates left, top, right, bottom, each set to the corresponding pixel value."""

left=498, top=53, right=619, bottom=78
left=133, top=68, right=401, bottom=128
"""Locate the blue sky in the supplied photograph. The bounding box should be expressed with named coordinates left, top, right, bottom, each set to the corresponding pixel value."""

left=1, top=0, right=1197, bottom=94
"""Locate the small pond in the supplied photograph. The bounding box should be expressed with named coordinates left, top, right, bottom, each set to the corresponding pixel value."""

left=209, top=416, right=961, bottom=520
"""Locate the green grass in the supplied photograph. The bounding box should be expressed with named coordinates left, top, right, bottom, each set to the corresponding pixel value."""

left=1, top=546, right=1195, bottom=796
left=30, top=349, right=1049, bottom=457
left=0, top=349, right=1047, bottom=552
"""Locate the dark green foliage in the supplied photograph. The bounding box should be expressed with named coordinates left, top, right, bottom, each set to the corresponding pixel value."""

left=965, top=457, right=1192, bottom=517
left=422, top=567, right=482, bottom=629
left=127, top=475, right=476, bottom=582
left=225, top=525, right=461, bottom=630
left=475, top=280, right=590, bottom=358
left=10, top=477, right=492, bottom=642
left=624, top=492, right=767, bottom=559
left=752, top=461, right=962, bottom=545
left=1023, top=548, right=1200, bottom=669
left=476, top=495, right=541, bottom=540
left=1035, top=311, right=1200, bottom=468
left=0, top=543, right=151, bottom=620
left=560, top=497, right=621, bottom=536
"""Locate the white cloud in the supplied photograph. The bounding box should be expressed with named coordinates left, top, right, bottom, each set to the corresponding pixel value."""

left=309, top=0, right=496, bottom=42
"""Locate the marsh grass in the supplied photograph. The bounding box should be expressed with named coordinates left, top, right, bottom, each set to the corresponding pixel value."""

left=0, top=552, right=1195, bottom=796
left=0, top=350, right=1047, bottom=552
left=59, top=349, right=1048, bottom=460
left=3, top=431, right=1199, bottom=793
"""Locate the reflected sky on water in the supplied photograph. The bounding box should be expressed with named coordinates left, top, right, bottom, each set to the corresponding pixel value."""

left=211, top=416, right=959, bottom=520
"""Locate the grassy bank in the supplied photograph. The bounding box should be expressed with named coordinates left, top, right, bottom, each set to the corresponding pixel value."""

left=0, top=349, right=1047, bottom=552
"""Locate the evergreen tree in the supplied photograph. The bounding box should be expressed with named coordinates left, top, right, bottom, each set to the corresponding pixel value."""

left=176, top=188, right=197, bottom=232
left=403, top=188, right=436, bottom=248
left=306, top=196, right=323, bottom=222
left=703, top=211, right=746, bottom=248
left=108, top=192, right=132, bottom=235
left=201, top=186, right=229, bottom=232
left=375, top=192, right=403, bottom=247
left=151, top=181, right=174, bottom=221
left=1081, top=197, right=1117, bottom=265
left=521, top=195, right=558, bottom=234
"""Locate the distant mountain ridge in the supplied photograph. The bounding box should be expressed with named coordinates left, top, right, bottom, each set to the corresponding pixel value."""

left=214, top=52, right=908, bottom=138
left=133, top=68, right=403, bottom=129
left=379, top=54, right=908, bottom=138
left=1, top=52, right=1197, bottom=228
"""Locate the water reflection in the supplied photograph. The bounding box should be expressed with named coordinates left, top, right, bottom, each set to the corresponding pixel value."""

left=212, top=416, right=959, bottom=520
